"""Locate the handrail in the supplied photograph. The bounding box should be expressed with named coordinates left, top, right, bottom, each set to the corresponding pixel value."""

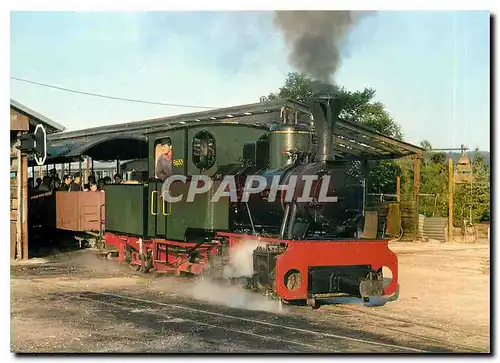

left=151, top=191, right=158, bottom=215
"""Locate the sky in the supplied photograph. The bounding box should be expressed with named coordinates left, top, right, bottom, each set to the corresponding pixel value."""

left=10, top=10, right=490, bottom=151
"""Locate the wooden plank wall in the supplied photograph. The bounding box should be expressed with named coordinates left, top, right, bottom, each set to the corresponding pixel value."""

left=366, top=200, right=416, bottom=240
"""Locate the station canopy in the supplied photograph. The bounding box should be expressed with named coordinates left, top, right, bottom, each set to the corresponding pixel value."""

left=28, top=134, right=149, bottom=166
left=29, top=98, right=423, bottom=167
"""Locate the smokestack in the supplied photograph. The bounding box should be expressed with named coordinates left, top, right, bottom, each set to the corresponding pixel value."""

left=309, top=85, right=345, bottom=162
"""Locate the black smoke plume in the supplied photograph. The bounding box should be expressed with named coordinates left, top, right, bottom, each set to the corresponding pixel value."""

left=274, top=11, right=367, bottom=84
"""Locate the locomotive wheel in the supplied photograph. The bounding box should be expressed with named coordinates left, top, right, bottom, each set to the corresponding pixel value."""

left=306, top=297, right=320, bottom=309
left=130, top=264, right=141, bottom=271
left=124, top=247, right=132, bottom=264
left=141, top=251, right=154, bottom=273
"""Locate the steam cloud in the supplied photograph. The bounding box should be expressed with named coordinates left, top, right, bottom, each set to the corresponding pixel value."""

left=274, top=11, right=367, bottom=84
left=222, top=240, right=266, bottom=279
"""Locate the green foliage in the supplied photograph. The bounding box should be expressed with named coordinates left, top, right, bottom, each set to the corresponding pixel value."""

left=347, top=160, right=399, bottom=194
left=419, top=158, right=449, bottom=217
left=263, top=72, right=403, bottom=140
left=398, top=158, right=414, bottom=198
left=420, top=140, right=432, bottom=150
left=339, top=88, right=403, bottom=140
left=398, top=150, right=449, bottom=217
left=263, top=72, right=317, bottom=104
left=453, top=149, right=490, bottom=224
left=399, top=145, right=491, bottom=224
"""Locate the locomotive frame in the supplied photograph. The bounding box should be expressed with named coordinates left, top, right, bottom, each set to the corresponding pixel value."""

left=29, top=96, right=423, bottom=309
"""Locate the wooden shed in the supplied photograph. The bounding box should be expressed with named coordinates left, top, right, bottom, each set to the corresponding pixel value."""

left=10, top=99, right=65, bottom=260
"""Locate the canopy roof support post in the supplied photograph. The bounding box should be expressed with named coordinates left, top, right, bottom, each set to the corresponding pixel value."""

left=396, top=162, right=401, bottom=203
left=448, top=157, right=454, bottom=243
left=85, top=156, right=90, bottom=184
left=361, top=158, right=370, bottom=206
left=412, top=154, right=422, bottom=240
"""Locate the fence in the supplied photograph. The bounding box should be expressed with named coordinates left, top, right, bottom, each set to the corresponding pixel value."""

left=418, top=215, right=489, bottom=243
left=418, top=215, right=448, bottom=242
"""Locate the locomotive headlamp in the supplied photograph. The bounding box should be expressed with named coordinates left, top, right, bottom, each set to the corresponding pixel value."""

left=17, top=124, right=47, bottom=166
left=283, top=269, right=302, bottom=291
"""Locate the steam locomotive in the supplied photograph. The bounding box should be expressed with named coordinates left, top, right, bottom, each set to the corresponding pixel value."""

left=100, top=94, right=400, bottom=308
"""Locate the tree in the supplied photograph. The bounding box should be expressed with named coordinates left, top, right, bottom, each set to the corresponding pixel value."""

left=399, top=140, right=450, bottom=217
left=420, top=140, right=432, bottom=150
left=399, top=145, right=491, bottom=225
left=263, top=72, right=403, bottom=139
left=453, top=149, right=490, bottom=225
left=419, top=154, right=448, bottom=217
left=264, top=72, right=316, bottom=104
left=263, top=72, right=404, bottom=194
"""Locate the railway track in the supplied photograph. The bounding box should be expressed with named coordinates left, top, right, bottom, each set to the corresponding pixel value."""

left=58, top=289, right=429, bottom=353
left=340, top=304, right=489, bottom=339
left=320, top=306, right=487, bottom=353
left=11, top=255, right=487, bottom=353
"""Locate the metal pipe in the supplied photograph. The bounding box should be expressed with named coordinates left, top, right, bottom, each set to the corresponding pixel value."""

left=86, top=157, right=91, bottom=183
left=244, top=202, right=256, bottom=235
left=280, top=204, right=291, bottom=239
left=287, top=203, right=298, bottom=240
left=362, top=179, right=367, bottom=217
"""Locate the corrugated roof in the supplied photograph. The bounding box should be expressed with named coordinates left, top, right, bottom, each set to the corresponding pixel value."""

left=30, top=98, right=424, bottom=166
left=10, top=99, right=66, bottom=133
left=47, top=98, right=303, bottom=141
